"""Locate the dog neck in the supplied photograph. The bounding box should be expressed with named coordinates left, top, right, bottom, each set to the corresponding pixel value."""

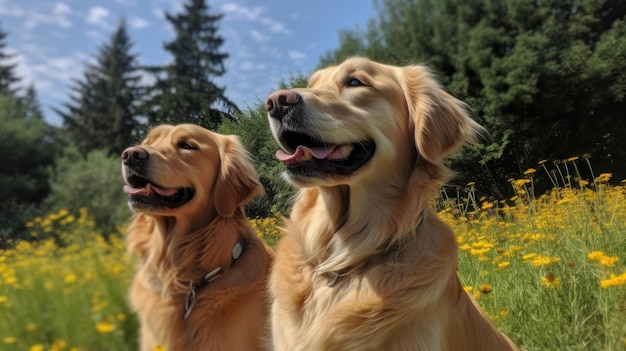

left=181, top=235, right=245, bottom=319
left=134, top=211, right=249, bottom=297
left=296, top=173, right=434, bottom=277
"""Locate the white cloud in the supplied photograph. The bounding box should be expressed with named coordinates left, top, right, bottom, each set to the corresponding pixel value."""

left=86, top=6, right=110, bottom=28
left=0, top=0, right=25, bottom=16
left=220, top=3, right=289, bottom=34
left=249, top=29, right=269, bottom=43
left=52, top=2, right=73, bottom=28
left=288, top=50, right=306, bottom=60
left=220, top=3, right=264, bottom=21
left=129, top=17, right=150, bottom=29
left=23, top=2, right=73, bottom=30
left=239, top=61, right=267, bottom=71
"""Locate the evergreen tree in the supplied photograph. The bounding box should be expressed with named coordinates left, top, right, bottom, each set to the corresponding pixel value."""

left=0, top=94, right=54, bottom=243
left=56, top=19, right=143, bottom=156
left=142, top=0, right=238, bottom=130
left=0, top=21, right=20, bottom=96
left=23, top=84, right=43, bottom=120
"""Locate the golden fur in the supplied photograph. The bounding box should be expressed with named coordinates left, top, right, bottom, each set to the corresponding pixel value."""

left=122, top=124, right=273, bottom=351
left=266, top=58, right=519, bottom=350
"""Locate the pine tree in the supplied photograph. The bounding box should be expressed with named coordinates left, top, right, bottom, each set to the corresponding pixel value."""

left=0, top=21, right=20, bottom=96
left=23, top=84, right=43, bottom=120
left=56, top=19, right=143, bottom=155
left=142, top=0, right=238, bottom=130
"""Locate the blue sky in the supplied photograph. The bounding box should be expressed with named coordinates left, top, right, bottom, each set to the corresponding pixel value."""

left=1, top=0, right=376, bottom=125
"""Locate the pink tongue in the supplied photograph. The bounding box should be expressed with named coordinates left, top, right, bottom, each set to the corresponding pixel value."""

left=123, top=183, right=177, bottom=197
left=276, top=145, right=335, bottom=162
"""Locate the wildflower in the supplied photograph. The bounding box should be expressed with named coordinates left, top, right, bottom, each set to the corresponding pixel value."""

left=3, top=337, right=16, bottom=344
left=479, top=284, right=492, bottom=294
left=498, top=261, right=510, bottom=268
left=599, top=272, right=626, bottom=288
left=95, top=321, right=115, bottom=333
left=29, top=344, right=44, bottom=351
left=541, top=273, right=561, bottom=288
left=499, top=308, right=509, bottom=317
left=463, top=286, right=473, bottom=292
left=49, top=340, right=67, bottom=351
left=588, top=251, right=619, bottom=267
left=64, top=273, right=77, bottom=284
left=153, top=345, right=167, bottom=351
left=26, top=323, right=37, bottom=331
left=531, top=255, right=560, bottom=266
left=595, top=173, right=612, bottom=182
left=0, top=296, right=7, bottom=304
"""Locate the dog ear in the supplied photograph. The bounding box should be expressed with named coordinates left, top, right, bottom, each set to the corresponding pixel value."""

left=214, top=136, right=264, bottom=217
left=402, top=65, right=483, bottom=163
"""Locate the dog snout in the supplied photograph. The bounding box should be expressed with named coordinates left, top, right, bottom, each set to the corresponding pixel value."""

left=122, top=146, right=149, bottom=167
left=266, top=89, right=300, bottom=121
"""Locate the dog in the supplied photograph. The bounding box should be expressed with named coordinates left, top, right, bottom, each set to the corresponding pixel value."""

left=265, top=58, right=519, bottom=350
left=121, top=124, right=273, bottom=351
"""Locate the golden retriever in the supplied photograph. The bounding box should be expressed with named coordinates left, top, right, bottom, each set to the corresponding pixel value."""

left=121, top=124, right=273, bottom=351
left=265, top=58, right=519, bottom=351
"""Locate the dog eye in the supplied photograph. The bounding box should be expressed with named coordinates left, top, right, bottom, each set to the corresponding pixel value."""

left=177, top=141, right=197, bottom=150
left=346, top=78, right=365, bottom=87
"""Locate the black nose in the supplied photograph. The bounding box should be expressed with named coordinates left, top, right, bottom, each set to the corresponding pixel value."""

left=265, top=89, right=300, bottom=121
left=121, top=146, right=149, bottom=167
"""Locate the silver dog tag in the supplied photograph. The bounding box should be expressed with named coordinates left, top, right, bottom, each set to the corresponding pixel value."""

left=183, top=287, right=196, bottom=320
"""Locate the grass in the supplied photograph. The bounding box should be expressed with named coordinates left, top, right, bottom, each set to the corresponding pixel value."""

left=1, top=160, right=625, bottom=350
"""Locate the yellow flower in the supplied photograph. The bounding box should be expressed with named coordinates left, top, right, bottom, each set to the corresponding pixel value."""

left=541, top=274, right=561, bottom=288
left=530, top=255, right=560, bottom=266
left=498, top=261, right=510, bottom=268
left=49, top=339, right=66, bottom=351
left=29, top=344, right=44, bottom=351
left=3, top=337, right=16, bottom=344
left=479, top=284, right=492, bottom=294
left=64, top=273, right=77, bottom=284
left=26, top=323, right=37, bottom=331
left=95, top=321, right=115, bottom=333
left=153, top=345, right=167, bottom=351
left=600, top=272, right=626, bottom=288
left=588, top=251, right=619, bottom=267
left=0, top=296, right=8, bottom=304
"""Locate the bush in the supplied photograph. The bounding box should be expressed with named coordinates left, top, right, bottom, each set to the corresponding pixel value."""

left=43, top=147, right=130, bottom=236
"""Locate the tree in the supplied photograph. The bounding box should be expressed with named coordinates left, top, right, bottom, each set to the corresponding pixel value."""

left=0, top=94, right=54, bottom=243
left=0, top=21, right=20, bottom=96
left=56, top=19, right=143, bottom=156
left=323, top=0, right=626, bottom=195
left=141, top=0, right=238, bottom=130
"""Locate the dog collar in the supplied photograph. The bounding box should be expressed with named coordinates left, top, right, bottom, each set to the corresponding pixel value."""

left=183, top=236, right=245, bottom=320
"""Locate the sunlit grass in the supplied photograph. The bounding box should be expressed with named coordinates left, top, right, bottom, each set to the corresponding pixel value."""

left=439, top=157, right=626, bottom=350
left=1, top=157, right=625, bottom=350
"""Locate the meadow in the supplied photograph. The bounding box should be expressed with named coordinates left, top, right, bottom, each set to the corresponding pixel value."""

left=1, top=159, right=625, bottom=350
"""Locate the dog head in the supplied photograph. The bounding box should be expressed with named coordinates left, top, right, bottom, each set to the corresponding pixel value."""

left=121, top=124, right=263, bottom=219
left=266, top=57, right=483, bottom=188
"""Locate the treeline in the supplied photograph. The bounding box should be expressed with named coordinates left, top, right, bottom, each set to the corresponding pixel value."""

left=1, top=0, right=625, bottom=244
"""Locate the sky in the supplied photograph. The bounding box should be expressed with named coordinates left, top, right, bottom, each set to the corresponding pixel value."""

left=1, top=0, right=376, bottom=126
